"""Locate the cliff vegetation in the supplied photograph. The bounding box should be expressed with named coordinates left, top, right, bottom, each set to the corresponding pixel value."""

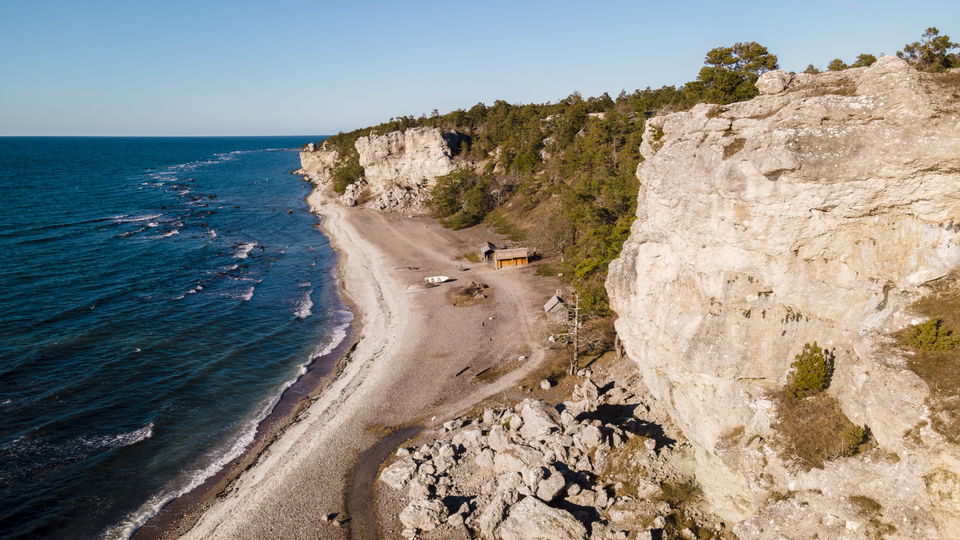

left=312, top=28, right=957, bottom=318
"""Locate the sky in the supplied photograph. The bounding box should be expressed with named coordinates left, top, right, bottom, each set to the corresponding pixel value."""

left=1, top=0, right=958, bottom=136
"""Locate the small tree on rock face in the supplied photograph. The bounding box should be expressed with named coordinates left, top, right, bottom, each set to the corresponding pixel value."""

left=898, top=27, right=959, bottom=72
left=788, top=342, right=835, bottom=398
left=851, top=53, right=877, bottom=68
left=827, top=58, right=848, bottom=71
left=904, top=318, right=960, bottom=351
left=684, top=42, right=779, bottom=105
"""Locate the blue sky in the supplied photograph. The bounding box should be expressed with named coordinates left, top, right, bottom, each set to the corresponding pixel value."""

left=1, top=0, right=957, bottom=136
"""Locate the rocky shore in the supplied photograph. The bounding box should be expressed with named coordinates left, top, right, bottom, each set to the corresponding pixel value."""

left=377, top=362, right=729, bottom=539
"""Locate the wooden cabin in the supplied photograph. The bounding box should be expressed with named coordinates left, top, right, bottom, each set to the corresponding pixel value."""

left=543, top=293, right=569, bottom=323
left=479, top=242, right=496, bottom=262
left=494, top=248, right=529, bottom=269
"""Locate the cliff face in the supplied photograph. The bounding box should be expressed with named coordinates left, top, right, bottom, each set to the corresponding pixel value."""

left=298, top=127, right=464, bottom=213
left=606, top=56, right=960, bottom=537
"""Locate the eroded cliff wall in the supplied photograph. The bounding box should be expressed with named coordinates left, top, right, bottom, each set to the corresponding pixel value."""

left=298, top=127, right=464, bottom=213
left=606, top=56, right=960, bottom=537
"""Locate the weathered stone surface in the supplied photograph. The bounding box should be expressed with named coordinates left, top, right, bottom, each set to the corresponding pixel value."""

left=497, top=496, right=587, bottom=540
left=755, top=70, right=793, bottom=94
left=606, top=56, right=960, bottom=535
left=516, top=399, right=561, bottom=439
left=398, top=497, right=447, bottom=532
left=298, top=127, right=465, bottom=213
left=380, top=457, right=417, bottom=490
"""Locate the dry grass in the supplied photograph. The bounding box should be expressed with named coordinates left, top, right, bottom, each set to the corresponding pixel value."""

left=896, top=273, right=960, bottom=443
left=772, top=390, right=867, bottom=469
left=457, top=251, right=480, bottom=263
left=484, top=209, right=526, bottom=242
left=848, top=495, right=898, bottom=538
left=446, top=282, right=490, bottom=307
left=801, top=80, right=858, bottom=98
left=723, top=137, right=746, bottom=159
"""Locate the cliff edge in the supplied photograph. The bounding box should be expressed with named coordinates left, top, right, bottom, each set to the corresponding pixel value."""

left=298, top=126, right=465, bottom=213
left=606, top=56, right=960, bottom=537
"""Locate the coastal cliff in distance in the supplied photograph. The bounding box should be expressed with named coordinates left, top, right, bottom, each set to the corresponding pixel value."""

left=606, top=56, right=960, bottom=537
left=298, top=127, right=465, bottom=213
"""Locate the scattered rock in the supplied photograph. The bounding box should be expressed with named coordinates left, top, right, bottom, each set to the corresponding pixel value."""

left=497, top=496, right=587, bottom=540
left=398, top=498, right=447, bottom=533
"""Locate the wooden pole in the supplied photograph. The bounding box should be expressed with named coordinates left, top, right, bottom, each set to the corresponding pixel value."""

left=569, top=291, right=580, bottom=375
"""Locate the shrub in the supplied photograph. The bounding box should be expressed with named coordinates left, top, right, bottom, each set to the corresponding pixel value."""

left=331, top=151, right=363, bottom=194
left=904, top=318, right=960, bottom=351
left=787, top=342, right=834, bottom=398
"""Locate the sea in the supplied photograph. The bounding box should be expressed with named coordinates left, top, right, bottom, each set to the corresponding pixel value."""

left=0, top=137, right=350, bottom=539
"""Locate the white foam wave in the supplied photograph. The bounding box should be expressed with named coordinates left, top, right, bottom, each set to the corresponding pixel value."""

left=159, top=230, right=180, bottom=238
left=103, top=308, right=353, bottom=539
left=147, top=222, right=159, bottom=227
left=118, top=227, right=148, bottom=238
left=83, top=423, right=154, bottom=449
left=206, top=229, right=217, bottom=239
left=173, top=284, right=203, bottom=300
left=234, top=242, right=256, bottom=259
left=113, top=214, right=163, bottom=223
left=240, top=286, right=254, bottom=301
left=294, top=289, right=313, bottom=319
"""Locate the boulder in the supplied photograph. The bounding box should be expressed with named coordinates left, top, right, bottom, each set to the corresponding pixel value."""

left=381, top=457, right=417, bottom=490
left=497, top=496, right=588, bottom=540
left=754, top=70, right=793, bottom=95
left=516, top=399, right=562, bottom=439
left=398, top=498, right=447, bottom=532
left=474, top=491, right=517, bottom=540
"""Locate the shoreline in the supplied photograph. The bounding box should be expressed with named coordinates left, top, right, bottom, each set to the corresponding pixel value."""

left=145, top=180, right=559, bottom=539
left=130, top=181, right=363, bottom=539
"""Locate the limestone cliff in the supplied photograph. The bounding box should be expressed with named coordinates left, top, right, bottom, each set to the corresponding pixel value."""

left=298, top=127, right=465, bottom=213
left=606, top=56, right=960, bottom=537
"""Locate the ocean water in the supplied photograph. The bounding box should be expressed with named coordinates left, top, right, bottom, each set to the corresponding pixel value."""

left=0, top=137, right=348, bottom=539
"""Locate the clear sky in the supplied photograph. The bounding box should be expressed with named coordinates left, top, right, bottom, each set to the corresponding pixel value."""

left=1, top=0, right=957, bottom=136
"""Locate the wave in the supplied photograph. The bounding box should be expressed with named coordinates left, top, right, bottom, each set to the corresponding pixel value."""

left=0, top=423, right=155, bottom=484
left=81, top=423, right=154, bottom=450
left=233, top=242, right=256, bottom=259
left=104, top=307, right=352, bottom=539
left=112, top=214, right=163, bottom=224
left=294, top=289, right=313, bottom=319
left=240, top=287, right=254, bottom=302
left=173, top=284, right=203, bottom=300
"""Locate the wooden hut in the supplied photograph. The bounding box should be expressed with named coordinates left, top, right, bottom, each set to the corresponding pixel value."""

left=543, top=293, right=569, bottom=323
left=494, top=248, right=529, bottom=269
left=479, top=242, right=496, bottom=262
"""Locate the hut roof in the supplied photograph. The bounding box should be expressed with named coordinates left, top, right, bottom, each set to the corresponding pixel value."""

left=494, top=248, right=528, bottom=260
left=544, top=294, right=566, bottom=313
left=480, top=243, right=495, bottom=255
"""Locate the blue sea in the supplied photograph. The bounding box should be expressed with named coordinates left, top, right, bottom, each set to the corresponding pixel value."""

left=0, top=137, right=348, bottom=539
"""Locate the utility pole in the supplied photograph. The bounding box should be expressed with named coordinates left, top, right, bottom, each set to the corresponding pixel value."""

left=569, top=291, right=580, bottom=375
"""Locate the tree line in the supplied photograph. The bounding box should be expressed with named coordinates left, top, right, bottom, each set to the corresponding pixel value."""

left=316, top=28, right=957, bottom=316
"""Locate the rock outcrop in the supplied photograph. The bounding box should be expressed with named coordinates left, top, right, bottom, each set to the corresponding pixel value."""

left=298, top=127, right=465, bottom=213
left=378, top=371, right=727, bottom=539
left=606, top=56, right=960, bottom=536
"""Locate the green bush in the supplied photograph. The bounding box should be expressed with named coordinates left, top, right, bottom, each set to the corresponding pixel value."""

left=331, top=151, right=363, bottom=194
left=904, top=318, right=960, bottom=351
left=787, top=342, right=834, bottom=398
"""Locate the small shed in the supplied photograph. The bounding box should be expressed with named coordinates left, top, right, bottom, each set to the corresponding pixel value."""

left=479, top=242, right=496, bottom=262
left=544, top=293, right=569, bottom=323
left=494, top=248, right=529, bottom=269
